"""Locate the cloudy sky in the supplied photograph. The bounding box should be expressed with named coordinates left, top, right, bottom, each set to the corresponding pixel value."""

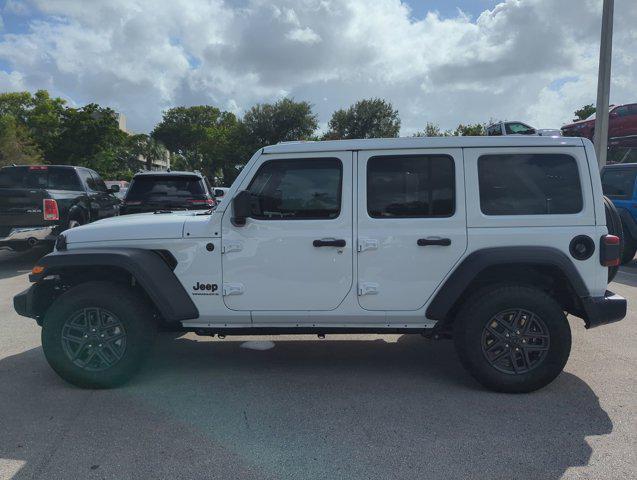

left=0, top=0, right=635, bottom=134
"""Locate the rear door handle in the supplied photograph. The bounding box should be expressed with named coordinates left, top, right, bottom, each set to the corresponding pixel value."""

left=417, top=237, right=451, bottom=246
left=313, top=238, right=346, bottom=248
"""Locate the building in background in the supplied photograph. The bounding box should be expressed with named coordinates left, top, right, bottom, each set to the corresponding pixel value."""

left=114, top=111, right=170, bottom=171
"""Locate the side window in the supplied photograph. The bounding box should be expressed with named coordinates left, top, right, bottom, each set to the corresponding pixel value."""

left=89, top=172, right=109, bottom=193
left=505, top=122, right=535, bottom=135
left=478, top=154, right=583, bottom=215
left=602, top=169, right=637, bottom=199
left=247, top=158, right=342, bottom=220
left=487, top=125, right=502, bottom=136
left=77, top=169, right=94, bottom=191
left=367, top=155, right=455, bottom=218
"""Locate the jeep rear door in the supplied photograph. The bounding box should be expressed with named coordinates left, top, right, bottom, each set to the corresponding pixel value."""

left=356, top=149, right=467, bottom=311
left=221, top=152, right=353, bottom=314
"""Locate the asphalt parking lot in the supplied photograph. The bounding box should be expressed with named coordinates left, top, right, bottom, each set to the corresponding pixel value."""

left=0, top=248, right=635, bottom=480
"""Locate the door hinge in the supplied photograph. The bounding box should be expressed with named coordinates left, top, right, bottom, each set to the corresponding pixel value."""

left=357, top=238, right=379, bottom=252
left=222, top=241, right=243, bottom=254
left=358, top=282, right=379, bottom=296
left=222, top=283, right=245, bottom=296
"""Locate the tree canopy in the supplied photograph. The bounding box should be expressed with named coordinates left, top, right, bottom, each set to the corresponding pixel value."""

left=325, top=98, right=400, bottom=140
left=573, top=104, right=595, bottom=122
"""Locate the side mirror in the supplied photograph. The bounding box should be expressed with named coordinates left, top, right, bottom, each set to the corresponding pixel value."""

left=214, top=188, right=225, bottom=197
left=109, top=184, right=120, bottom=193
left=231, top=190, right=259, bottom=226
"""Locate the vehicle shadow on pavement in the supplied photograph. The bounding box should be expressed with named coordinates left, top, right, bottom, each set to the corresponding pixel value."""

left=0, top=248, right=49, bottom=281
left=0, top=334, right=612, bottom=480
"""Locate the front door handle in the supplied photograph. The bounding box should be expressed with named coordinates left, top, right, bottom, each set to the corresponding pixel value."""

left=417, top=237, right=451, bottom=246
left=313, top=238, right=346, bottom=248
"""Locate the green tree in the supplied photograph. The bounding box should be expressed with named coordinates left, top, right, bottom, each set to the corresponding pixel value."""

left=0, top=115, right=42, bottom=166
left=128, top=134, right=168, bottom=171
left=573, top=104, right=595, bottom=122
left=451, top=123, right=486, bottom=136
left=325, top=98, right=400, bottom=140
left=242, top=98, right=318, bottom=148
left=0, top=90, right=66, bottom=161
left=49, top=103, right=128, bottom=165
left=152, top=106, right=248, bottom=184
left=413, top=122, right=448, bottom=137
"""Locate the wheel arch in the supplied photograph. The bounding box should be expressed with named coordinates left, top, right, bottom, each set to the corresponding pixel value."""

left=426, top=247, right=589, bottom=325
left=29, top=248, right=198, bottom=325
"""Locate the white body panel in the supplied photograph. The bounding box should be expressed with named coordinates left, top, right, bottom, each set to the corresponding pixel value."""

left=356, top=148, right=467, bottom=310
left=61, top=136, right=609, bottom=330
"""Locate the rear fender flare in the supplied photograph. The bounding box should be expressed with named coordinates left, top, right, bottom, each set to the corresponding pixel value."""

left=426, top=247, right=589, bottom=321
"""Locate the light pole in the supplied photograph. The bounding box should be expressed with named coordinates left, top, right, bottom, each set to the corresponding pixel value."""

left=593, top=0, right=614, bottom=168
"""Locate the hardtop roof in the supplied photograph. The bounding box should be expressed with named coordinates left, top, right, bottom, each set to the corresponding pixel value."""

left=262, top=136, right=586, bottom=154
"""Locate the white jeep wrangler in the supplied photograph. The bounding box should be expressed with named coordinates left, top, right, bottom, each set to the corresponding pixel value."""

left=14, top=136, right=626, bottom=392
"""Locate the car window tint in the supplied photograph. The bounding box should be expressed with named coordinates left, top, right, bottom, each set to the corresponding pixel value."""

left=505, top=123, right=534, bottom=135
left=478, top=154, right=583, bottom=215
left=0, top=166, right=82, bottom=191
left=47, top=168, right=82, bottom=191
left=602, top=169, right=637, bottom=199
left=126, top=176, right=206, bottom=199
left=247, top=158, right=342, bottom=220
left=89, top=172, right=109, bottom=193
left=367, top=155, right=454, bottom=218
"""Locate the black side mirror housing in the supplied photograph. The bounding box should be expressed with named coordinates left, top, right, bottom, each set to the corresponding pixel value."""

left=214, top=188, right=225, bottom=197
left=109, top=184, right=120, bottom=193
left=232, top=190, right=258, bottom=226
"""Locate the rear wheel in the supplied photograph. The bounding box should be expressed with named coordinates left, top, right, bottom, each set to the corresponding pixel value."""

left=604, top=196, right=623, bottom=280
left=42, top=281, right=156, bottom=388
left=453, top=285, right=571, bottom=393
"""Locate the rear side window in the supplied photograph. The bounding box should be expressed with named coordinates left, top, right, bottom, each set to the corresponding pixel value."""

left=0, top=166, right=82, bottom=191
left=126, top=176, right=206, bottom=200
left=367, top=155, right=455, bottom=218
left=247, top=158, right=342, bottom=220
left=602, top=168, right=637, bottom=199
left=478, top=154, right=583, bottom=215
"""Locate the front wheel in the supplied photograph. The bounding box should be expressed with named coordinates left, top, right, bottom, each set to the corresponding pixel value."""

left=453, top=285, right=571, bottom=393
left=42, top=281, right=156, bottom=388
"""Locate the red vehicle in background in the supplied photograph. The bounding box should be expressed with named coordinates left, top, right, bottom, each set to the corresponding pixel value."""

left=561, top=103, right=637, bottom=145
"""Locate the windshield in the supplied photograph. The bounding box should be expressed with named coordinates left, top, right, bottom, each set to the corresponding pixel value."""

left=0, top=166, right=82, bottom=190
left=126, top=175, right=206, bottom=201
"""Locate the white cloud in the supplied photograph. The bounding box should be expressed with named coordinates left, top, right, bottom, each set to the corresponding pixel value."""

left=286, top=27, right=321, bottom=44
left=0, top=0, right=634, bottom=134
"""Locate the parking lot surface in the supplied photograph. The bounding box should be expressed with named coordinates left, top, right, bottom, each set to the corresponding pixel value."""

left=0, top=248, right=635, bottom=480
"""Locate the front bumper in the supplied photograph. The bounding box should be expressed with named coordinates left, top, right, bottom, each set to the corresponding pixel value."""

left=13, top=286, right=35, bottom=319
left=581, top=290, right=627, bottom=328
left=0, top=226, right=55, bottom=249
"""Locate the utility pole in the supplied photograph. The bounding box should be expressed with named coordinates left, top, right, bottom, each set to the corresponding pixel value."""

left=593, top=0, right=614, bottom=168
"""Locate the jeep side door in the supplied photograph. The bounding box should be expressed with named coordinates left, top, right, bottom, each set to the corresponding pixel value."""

left=356, top=149, right=467, bottom=311
left=221, top=152, right=353, bottom=318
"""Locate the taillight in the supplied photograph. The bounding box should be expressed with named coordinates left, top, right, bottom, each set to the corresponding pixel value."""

left=43, top=199, right=59, bottom=221
left=600, top=235, right=621, bottom=267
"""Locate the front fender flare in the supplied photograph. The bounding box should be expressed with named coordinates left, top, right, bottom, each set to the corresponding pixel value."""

left=31, top=248, right=199, bottom=323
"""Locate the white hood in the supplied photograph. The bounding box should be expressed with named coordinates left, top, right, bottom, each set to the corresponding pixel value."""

left=64, top=211, right=197, bottom=244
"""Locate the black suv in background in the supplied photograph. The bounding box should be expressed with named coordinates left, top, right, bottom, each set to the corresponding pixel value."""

left=120, top=171, right=215, bottom=215
left=0, top=165, right=120, bottom=251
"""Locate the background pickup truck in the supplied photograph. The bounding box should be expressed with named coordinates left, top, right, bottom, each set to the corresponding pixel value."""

left=0, top=165, right=120, bottom=251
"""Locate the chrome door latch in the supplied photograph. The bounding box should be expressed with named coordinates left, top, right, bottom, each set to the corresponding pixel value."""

left=358, top=282, right=379, bottom=296
left=222, top=283, right=245, bottom=296
left=357, top=238, right=379, bottom=252
left=221, top=242, right=243, bottom=254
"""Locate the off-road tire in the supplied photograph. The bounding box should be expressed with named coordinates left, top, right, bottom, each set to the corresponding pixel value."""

left=42, top=281, right=156, bottom=389
left=604, top=195, right=623, bottom=280
left=453, top=285, right=571, bottom=393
